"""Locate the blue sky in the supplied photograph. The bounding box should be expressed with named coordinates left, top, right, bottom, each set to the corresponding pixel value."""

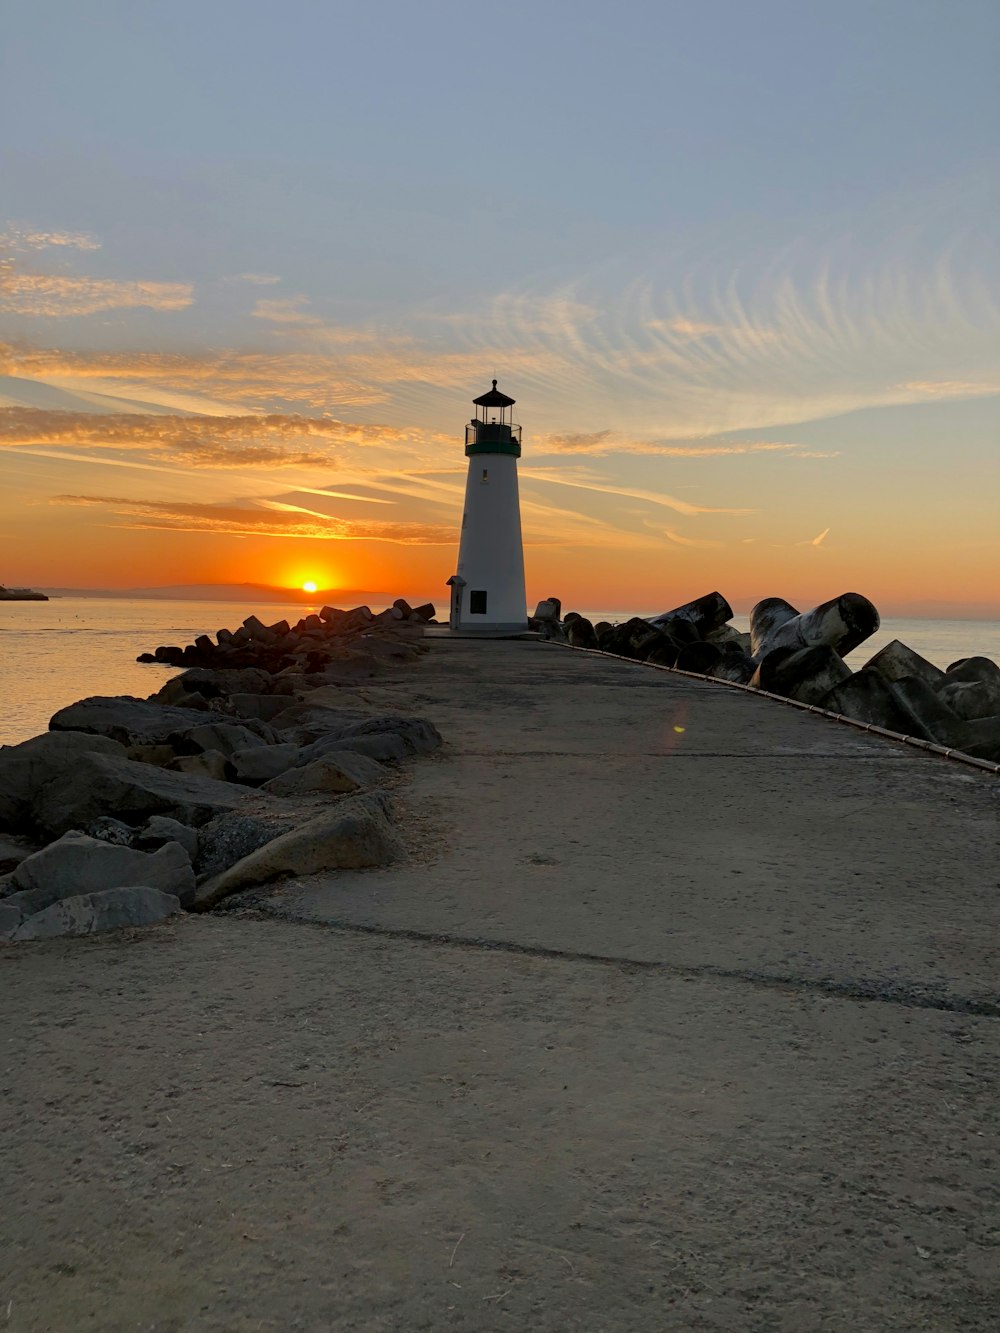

left=1, top=0, right=998, bottom=610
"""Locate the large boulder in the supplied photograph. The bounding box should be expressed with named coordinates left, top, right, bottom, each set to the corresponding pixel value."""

left=177, top=722, right=277, bottom=757
left=192, top=796, right=401, bottom=909
left=49, top=697, right=216, bottom=747
left=262, top=752, right=387, bottom=797
left=10, top=887, right=182, bottom=941
left=0, top=731, right=127, bottom=832
left=134, top=815, right=199, bottom=861
left=229, top=743, right=300, bottom=786
left=30, top=752, right=249, bottom=839
left=0, top=832, right=195, bottom=933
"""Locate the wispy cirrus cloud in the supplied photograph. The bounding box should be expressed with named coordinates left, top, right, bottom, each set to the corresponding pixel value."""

left=534, top=429, right=838, bottom=458
left=0, top=227, right=101, bottom=252
left=520, top=468, right=754, bottom=517
left=0, top=406, right=433, bottom=468
left=49, top=493, right=456, bottom=543
left=0, top=272, right=193, bottom=317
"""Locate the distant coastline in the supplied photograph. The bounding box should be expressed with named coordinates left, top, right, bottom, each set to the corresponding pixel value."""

left=0, top=586, right=48, bottom=602
left=35, top=582, right=389, bottom=605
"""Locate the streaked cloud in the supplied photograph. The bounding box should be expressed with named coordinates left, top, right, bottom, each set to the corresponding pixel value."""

left=0, top=406, right=438, bottom=468
left=900, top=380, right=1000, bottom=399
left=225, top=272, right=281, bottom=286
left=535, top=430, right=838, bottom=458
left=520, top=468, right=753, bottom=517
left=49, top=494, right=456, bottom=544
left=0, top=272, right=193, bottom=317
left=0, top=227, right=100, bottom=251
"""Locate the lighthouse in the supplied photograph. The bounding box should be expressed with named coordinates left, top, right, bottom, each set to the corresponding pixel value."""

left=447, top=379, right=528, bottom=632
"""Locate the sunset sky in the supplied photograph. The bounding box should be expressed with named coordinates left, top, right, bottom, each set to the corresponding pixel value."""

left=2, top=0, right=998, bottom=615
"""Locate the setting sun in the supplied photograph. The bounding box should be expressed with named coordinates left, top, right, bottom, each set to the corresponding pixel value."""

left=302, top=581, right=318, bottom=594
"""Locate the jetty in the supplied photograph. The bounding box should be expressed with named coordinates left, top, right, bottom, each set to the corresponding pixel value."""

left=3, top=637, right=998, bottom=1330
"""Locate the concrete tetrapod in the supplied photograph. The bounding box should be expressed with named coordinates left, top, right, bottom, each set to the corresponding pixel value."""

left=751, top=593, right=880, bottom=661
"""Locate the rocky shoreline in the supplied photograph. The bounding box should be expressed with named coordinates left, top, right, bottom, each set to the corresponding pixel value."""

left=0, top=599, right=445, bottom=942
left=531, top=592, right=1000, bottom=766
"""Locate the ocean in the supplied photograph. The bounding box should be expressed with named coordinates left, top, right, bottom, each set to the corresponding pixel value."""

left=1, top=595, right=999, bottom=747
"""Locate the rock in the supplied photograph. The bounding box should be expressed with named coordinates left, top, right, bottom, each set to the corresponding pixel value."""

left=194, top=809, right=299, bottom=879
left=308, top=732, right=409, bottom=763
left=88, top=816, right=135, bottom=846
left=0, top=832, right=195, bottom=932
left=750, top=645, right=852, bottom=704
left=262, top=751, right=386, bottom=797
left=863, top=640, right=945, bottom=689
left=675, top=642, right=723, bottom=675
left=330, top=715, right=442, bottom=755
left=11, top=887, right=181, bottom=941
left=566, top=617, right=599, bottom=649
left=134, top=816, right=199, bottom=860
left=0, top=731, right=127, bottom=832
left=167, top=751, right=233, bottom=782
left=152, top=667, right=276, bottom=703
left=937, top=677, right=1000, bottom=722
left=647, top=591, right=734, bottom=637
left=126, top=743, right=180, bottom=768
left=31, top=752, right=248, bottom=839
left=0, top=835, right=37, bottom=877
left=49, top=696, right=216, bottom=747
left=192, top=796, right=401, bottom=909
left=227, top=693, right=295, bottom=723
left=178, top=721, right=275, bottom=757
left=752, top=593, right=879, bottom=661
left=749, top=598, right=800, bottom=657
left=820, top=667, right=934, bottom=739
left=229, top=743, right=300, bottom=786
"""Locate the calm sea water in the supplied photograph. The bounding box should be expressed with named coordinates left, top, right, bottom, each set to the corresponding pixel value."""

left=1, top=596, right=998, bottom=746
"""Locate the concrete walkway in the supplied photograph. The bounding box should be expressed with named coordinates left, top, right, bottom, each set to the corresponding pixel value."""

left=3, top=639, right=998, bottom=1332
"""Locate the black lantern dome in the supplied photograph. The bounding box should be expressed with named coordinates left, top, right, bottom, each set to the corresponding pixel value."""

left=465, top=380, right=521, bottom=457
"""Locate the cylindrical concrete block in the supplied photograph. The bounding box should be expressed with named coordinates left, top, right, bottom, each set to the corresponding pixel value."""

left=647, top=591, right=733, bottom=637
left=754, top=593, right=879, bottom=660
left=750, top=599, right=799, bottom=658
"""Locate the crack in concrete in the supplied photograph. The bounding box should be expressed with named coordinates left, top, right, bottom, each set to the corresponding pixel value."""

left=237, top=904, right=1000, bottom=1019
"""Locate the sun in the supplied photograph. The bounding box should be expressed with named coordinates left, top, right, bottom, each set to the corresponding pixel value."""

left=301, top=580, right=318, bottom=594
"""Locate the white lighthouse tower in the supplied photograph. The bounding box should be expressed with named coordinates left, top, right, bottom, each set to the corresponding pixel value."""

left=447, top=379, right=528, bottom=632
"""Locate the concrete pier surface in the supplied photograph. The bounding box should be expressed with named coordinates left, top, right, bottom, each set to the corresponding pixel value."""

left=3, top=639, right=998, bottom=1331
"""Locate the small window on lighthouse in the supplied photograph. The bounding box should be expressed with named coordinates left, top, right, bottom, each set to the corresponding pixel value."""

left=481, top=468, right=489, bottom=482
left=470, top=590, right=487, bottom=614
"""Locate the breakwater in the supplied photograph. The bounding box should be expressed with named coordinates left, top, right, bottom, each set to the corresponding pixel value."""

left=0, top=600, right=446, bottom=941
left=531, top=592, right=1000, bottom=767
